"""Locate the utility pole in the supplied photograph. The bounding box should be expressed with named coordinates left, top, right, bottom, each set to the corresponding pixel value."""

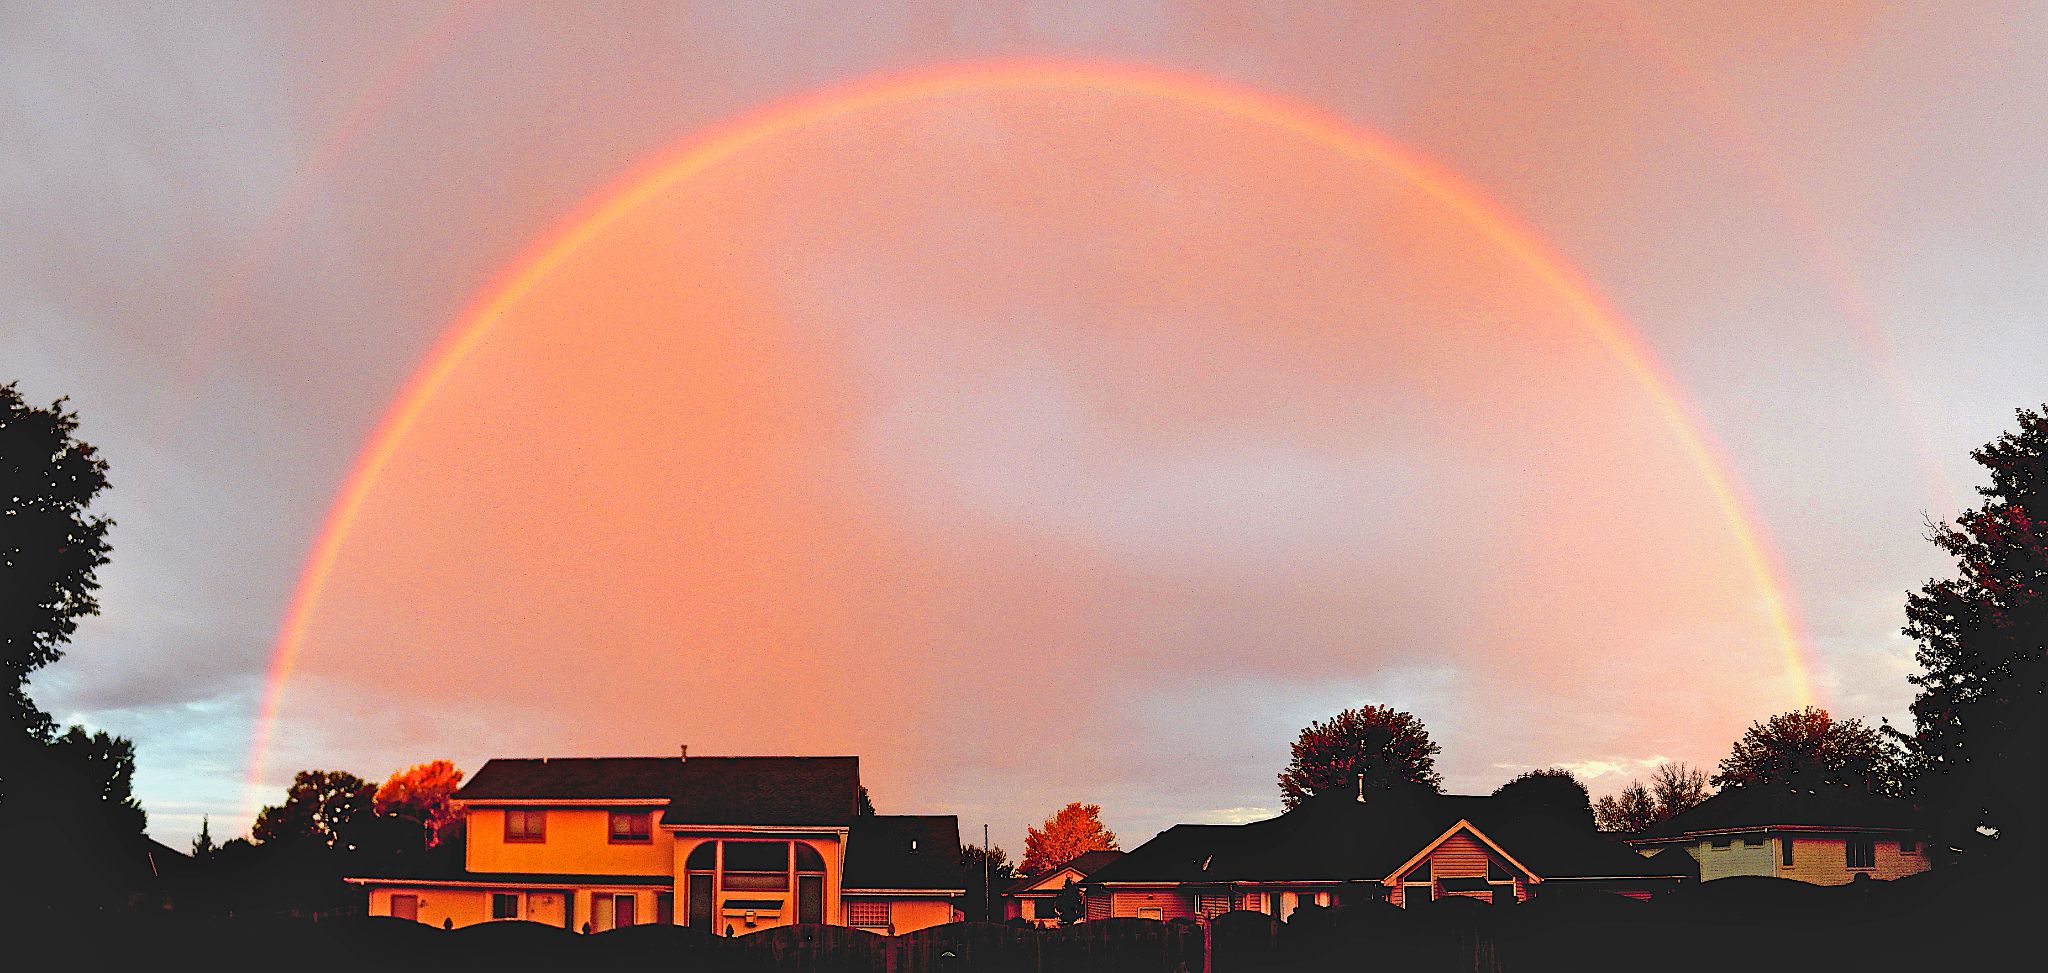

left=983, top=823, right=991, bottom=922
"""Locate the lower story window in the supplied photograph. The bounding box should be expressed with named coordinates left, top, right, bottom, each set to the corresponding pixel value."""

left=492, top=893, right=519, bottom=920
left=1847, top=838, right=1876, bottom=869
left=848, top=901, right=890, bottom=928
left=594, top=893, right=637, bottom=931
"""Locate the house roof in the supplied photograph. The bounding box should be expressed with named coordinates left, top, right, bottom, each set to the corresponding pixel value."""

left=842, top=815, right=968, bottom=891
left=1085, top=791, right=1683, bottom=886
left=453, top=755, right=864, bottom=827
left=1008, top=850, right=1126, bottom=894
left=1638, top=785, right=1922, bottom=840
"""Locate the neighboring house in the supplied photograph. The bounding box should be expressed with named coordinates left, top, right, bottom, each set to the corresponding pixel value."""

left=1627, top=785, right=1933, bottom=885
left=1080, top=791, right=1687, bottom=918
left=347, top=754, right=967, bottom=934
left=1002, top=850, right=1123, bottom=925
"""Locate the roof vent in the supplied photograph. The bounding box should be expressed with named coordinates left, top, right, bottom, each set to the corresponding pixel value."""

left=680, top=745, right=689, bottom=761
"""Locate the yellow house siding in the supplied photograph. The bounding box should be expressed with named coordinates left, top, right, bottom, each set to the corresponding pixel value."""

left=1111, top=889, right=1193, bottom=919
left=1777, top=834, right=1932, bottom=885
left=369, top=886, right=490, bottom=929
left=466, top=807, right=674, bottom=875
left=1694, top=836, right=1776, bottom=881
left=886, top=899, right=957, bottom=933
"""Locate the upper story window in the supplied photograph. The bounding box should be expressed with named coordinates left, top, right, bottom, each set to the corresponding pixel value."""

left=504, top=808, right=546, bottom=843
left=1846, top=837, right=1876, bottom=869
left=794, top=842, right=826, bottom=872
left=723, top=840, right=792, bottom=891
left=609, top=810, right=652, bottom=843
left=1899, top=839, right=1918, bottom=854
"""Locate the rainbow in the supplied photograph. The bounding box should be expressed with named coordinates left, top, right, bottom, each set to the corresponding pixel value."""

left=246, top=58, right=1818, bottom=804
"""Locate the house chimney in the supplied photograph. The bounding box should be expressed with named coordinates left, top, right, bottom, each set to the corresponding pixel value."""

left=680, top=744, right=688, bottom=761
left=1356, top=773, right=1366, bottom=803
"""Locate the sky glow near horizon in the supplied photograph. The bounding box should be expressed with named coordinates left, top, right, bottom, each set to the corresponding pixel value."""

left=6, top=1, right=2047, bottom=853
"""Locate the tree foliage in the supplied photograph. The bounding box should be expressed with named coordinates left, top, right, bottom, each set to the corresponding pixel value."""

left=1019, top=803, right=1119, bottom=876
left=958, top=842, right=1016, bottom=922
left=253, top=770, right=376, bottom=847
left=1893, top=404, right=2048, bottom=858
left=1, top=383, right=114, bottom=739
left=1491, top=768, right=1594, bottom=825
left=1713, top=707, right=1903, bottom=793
left=1277, top=705, right=1443, bottom=809
left=373, top=760, right=464, bottom=847
left=1649, top=762, right=1712, bottom=820
left=1593, top=782, right=1658, bottom=833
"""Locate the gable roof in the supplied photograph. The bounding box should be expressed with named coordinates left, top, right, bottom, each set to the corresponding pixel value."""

left=1639, top=785, right=1922, bottom=840
left=1085, top=792, right=1683, bottom=886
left=453, top=755, right=863, bottom=827
left=843, top=815, right=967, bottom=891
left=1010, top=850, right=1126, bottom=894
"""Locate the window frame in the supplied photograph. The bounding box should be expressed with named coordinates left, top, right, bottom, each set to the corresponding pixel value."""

left=1782, top=836, right=1795, bottom=867
left=607, top=810, right=653, bottom=844
left=1846, top=837, right=1877, bottom=870
left=491, top=892, right=520, bottom=920
left=503, top=808, right=546, bottom=843
left=848, top=900, right=891, bottom=928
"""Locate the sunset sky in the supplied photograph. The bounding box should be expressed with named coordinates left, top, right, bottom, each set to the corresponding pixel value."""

left=7, top=1, right=2046, bottom=853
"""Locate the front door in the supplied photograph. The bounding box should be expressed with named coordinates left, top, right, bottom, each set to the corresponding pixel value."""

left=689, top=874, right=714, bottom=934
left=798, top=874, right=824, bottom=924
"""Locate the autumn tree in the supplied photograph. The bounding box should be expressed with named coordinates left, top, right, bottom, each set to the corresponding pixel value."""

left=1713, top=707, right=1904, bottom=794
left=1593, top=782, right=1658, bottom=833
left=1277, top=705, right=1442, bottom=809
left=1491, top=768, right=1594, bottom=826
left=959, top=842, right=1017, bottom=922
left=1650, top=762, right=1711, bottom=820
left=374, top=760, right=464, bottom=847
left=254, top=770, right=376, bottom=847
left=1020, top=803, right=1119, bottom=876
left=1891, top=405, right=2048, bottom=861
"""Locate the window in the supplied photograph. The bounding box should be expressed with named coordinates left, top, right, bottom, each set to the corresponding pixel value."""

left=1197, top=894, right=1229, bottom=918
left=1240, top=892, right=1267, bottom=913
left=1742, top=835, right=1765, bottom=847
left=849, top=901, right=891, bottom=927
left=1138, top=907, right=1164, bottom=921
left=794, top=842, right=827, bottom=872
left=1404, top=884, right=1433, bottom=907
left=1900, top=839, right=1918, bottom=854
left=724, top=841, right=791, bottom=891
left=1782, top=838, right=1794, bottom=866
left=656, top=891, right=674, bottom=926
left=390, top=894, right=419, bottom=921
left=1710, top=836, right=1733, bottom=849
left=687, top=841, right=718, bottom=869
left=1847, top=838, right=1876, bottom=869
left=503, top=808, right=546, bottom=843
left=608, top=810, right=651, bottom=843
left=614, top=893, right=637, bottom=928
left=492, top=893, right=519, bottom=920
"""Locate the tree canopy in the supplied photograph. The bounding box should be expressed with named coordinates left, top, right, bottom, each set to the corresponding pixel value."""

left=1713, top=706, right=1903, bottom=794
left=1277, top=705, right=1443, bottom=809
left=373, top=760, right=464, bottom=847
left=254, top=770, right=377, bottom=847
left=1894, top=404, right=2048, bottom=858
left=1593, top=781, right=1658, bottom=833
left=1490, top=768, right=1594, bottom=825
left=958, top=842, right=1017, bottom=922
left=1019, top=802, right=1119, bottom=876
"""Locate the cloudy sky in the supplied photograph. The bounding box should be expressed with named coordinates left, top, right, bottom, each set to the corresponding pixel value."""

left=6, top=1, right=2045, bottom=853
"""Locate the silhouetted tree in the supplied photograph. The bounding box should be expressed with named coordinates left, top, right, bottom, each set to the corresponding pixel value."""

left=1593, top=782, right=1658, bottom=833
left=1051, top=878, right=1084, bottom=925
left=1277, top=705, right=1443, bottom=809
left=857, top=785, right=876, bottom=817
left=1713, top=707, right=1903, bottom=794
left=1491, top=768, right=1594, bottom=825
left=959, top=842, right=1017, bottom=922
left=1650, top=762, right=1712, bottom=820
left=253, top=769, right=375, bottom=847
left=1892, top=404, right=2048, bottom=862
left=1020, top=803, right=1119, bottom=876
left=192, top=816, right=217, bottom=860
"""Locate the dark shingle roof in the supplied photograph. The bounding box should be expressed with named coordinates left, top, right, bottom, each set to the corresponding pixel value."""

left=457, top=757, right=684, bottom=801
left=1639, top=785, right=1922, bottom=840
left=1086, top=792, right=1683, bottom=886
left=661, top=757, right=861, bottom=826
left=454, top=756, right=863, bottom=827
left=843, top=815, right=968, bottom=891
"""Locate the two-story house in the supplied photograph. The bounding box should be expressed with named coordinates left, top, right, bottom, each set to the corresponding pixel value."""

left=347, top=754, right=966, bottom=934
left=1625, top=785, right=1934, bottom=885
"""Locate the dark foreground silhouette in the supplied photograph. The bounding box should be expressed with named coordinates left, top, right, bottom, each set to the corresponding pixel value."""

left=1, top=867, right=2030, bottom=972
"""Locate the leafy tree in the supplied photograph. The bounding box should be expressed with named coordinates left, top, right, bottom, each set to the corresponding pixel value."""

left=1051, top=878, right=1084, bottom=925
left=1020, top=803, right=1119, bottom=876
left=1277, top=705, right=1443, bottom=809
left=1893, top=405, right=2048, bottom=860
left=373, top=760, right=463, bottom=847
left=1650, top=762, right=1712, bottom=820
left=1593, top=782, right=1658, bottom=833
left=1490, top=768, right=1594, bottom=825
left=959, top=842, right=1017, bottom=922
left=253, top=770, right=375, bottom=847
left=0, top=383, right=114, bottom=741
left=1713, top=707, right=1903, bottom=794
